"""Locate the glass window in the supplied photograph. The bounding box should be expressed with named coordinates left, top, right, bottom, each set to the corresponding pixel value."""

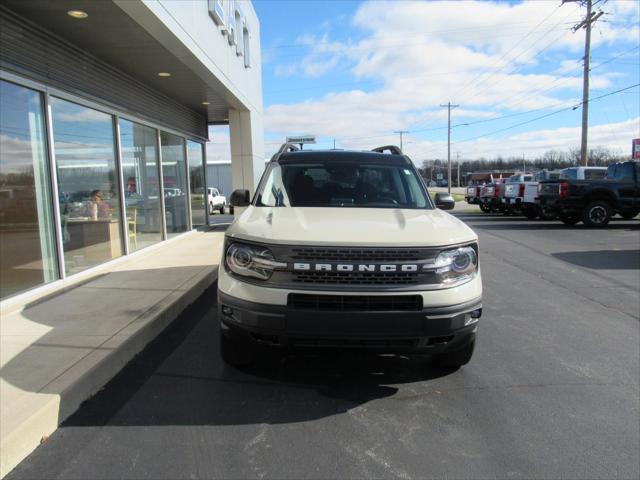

left=51, top=97, right=123, bottom=275
left=0, top=80, right=58, bottom=299
left=187, top=140, right=206, bottom=226
left=160, top=132, right=188, bottom=237
left=255, top=160, right=430, bottom=209
left=120, top=119, right=162, bottom=252
left=243, top=27, right=251, bottom=68
left=585, top=168, right=606, bottom=180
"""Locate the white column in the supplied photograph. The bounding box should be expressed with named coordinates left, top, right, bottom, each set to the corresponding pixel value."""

left=228, top=108, right=265, bottom=195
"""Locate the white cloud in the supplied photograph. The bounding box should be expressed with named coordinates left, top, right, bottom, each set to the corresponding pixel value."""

left=265, top=0, right=639, bottom=159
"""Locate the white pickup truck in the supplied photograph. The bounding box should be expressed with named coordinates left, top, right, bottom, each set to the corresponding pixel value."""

left=520, top=170, right=562, bottom=219
left=502, top=173, right=533, bottom=214
left=207, top=187, right=231, bottom=214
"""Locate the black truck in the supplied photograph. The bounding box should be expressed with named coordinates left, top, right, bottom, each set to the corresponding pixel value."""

left=537, top=161, right=639, bottom=227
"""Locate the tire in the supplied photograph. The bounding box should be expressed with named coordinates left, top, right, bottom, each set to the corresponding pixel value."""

left=433, top=338, right=475, bottom=368
left=582, top=201, right=611, bottom=227
left=220, top=330, right=255, bottom=367
left=559, top=213, right=581, bottom=226
left=538, top=207, right=557, bottom=221
left=219, top=204, right=225, bottom=214
left=479, top=203, right=491, bottom=213
left=522, top=207, right=538, bottom=220
left=229, top=206, right=235, bottom=215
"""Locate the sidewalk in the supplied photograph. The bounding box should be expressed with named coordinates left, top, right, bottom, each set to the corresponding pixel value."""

left=0, top=228, right=225, bottom=478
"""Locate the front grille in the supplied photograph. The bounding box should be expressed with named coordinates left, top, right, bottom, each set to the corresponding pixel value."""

left=288, top=293, right=423, bottom=311
left=291, top=337, right=419, bottom=348
left=293, top=271, right=420, bottom=285
left=290, top=248, right=424, bottom=261
left=254, top=244, right=452, bottom=290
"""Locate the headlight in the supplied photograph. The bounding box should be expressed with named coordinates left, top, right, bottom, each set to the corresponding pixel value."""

left=434, top=246, right=478, bottom=285
left=225, top=242, right=286, bottom=280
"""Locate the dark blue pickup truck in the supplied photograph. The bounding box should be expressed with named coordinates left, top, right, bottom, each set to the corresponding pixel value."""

left=537, top=161, right=639, bottom=227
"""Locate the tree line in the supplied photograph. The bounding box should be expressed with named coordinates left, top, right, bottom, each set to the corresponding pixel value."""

left=418, top=146, right=630, bottom=184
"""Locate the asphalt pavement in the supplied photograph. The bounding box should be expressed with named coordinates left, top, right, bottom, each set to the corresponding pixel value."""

left=6, top=211, right=639, bottom=479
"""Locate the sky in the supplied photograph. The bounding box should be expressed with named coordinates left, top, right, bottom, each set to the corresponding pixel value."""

left=209, top=0, right=640, bottom=163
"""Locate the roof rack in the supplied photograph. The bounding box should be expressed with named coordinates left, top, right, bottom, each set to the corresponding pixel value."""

left=270, top=142, right=300, bottom=162
left=371, top=145, right=403, bottom=155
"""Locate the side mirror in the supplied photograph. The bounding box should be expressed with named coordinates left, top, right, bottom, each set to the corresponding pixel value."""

left=230, top=189, right=250, bottom=207
left=434, top=192, right=455, bottom=210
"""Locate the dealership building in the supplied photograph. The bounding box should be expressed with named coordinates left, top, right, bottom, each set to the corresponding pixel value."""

left=0, top=0, right=264, bottom=301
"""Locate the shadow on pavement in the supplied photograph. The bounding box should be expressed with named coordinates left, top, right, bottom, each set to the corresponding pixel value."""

left=552, top=249, right=640, bottom=270
left=62, top=285, right=454, bottom=428
left=453, top=214, right=640, bottom=230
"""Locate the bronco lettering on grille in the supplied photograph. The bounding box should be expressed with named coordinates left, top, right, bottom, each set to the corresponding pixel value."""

left=292, top=263, right=419, bottom=273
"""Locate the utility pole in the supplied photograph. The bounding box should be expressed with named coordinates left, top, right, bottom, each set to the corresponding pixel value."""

left=394, top=130, right=408, bottom=151
left=522, top=154, right=526, bottom=173
left=456, top=152, right=460, bottom=187
left=440, top=102, right=459, bottom=194
left=565, top=0, right=604, bottom=166
left=333, top=137, right=336, bottom=149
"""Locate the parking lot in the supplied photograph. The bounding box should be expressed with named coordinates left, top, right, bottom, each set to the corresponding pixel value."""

left=7, top=213, right=639, bottom=480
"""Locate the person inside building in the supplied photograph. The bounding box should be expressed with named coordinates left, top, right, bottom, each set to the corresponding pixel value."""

left=85, top=190, right=110, bottom=220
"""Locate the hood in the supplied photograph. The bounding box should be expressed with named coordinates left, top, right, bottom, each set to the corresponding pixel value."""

left=226, top=207, right=477, bottom=247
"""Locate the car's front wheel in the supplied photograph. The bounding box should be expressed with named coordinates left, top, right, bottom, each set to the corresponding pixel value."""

left=220, top=330, right=255, bottom=367
left=582, top=201, right=611, bottom=227
left=479, top=203, right=491, bottom=213
left=432, top=337, right=475, bottom=368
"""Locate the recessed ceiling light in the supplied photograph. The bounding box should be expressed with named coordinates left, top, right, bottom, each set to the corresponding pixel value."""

left=202, top=101, right=210, bottom=105
left=67, top=10, right=88, bottom=19
left=157, top=72, right=171, bottom=77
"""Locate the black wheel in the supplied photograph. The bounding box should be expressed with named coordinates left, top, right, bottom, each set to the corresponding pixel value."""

left=522, top=207, right=538, bottom=220
left=220, top=330, right=255, bottom=367
left=209, top=202, right=215, bottom=215
left=582, top=201, right=611, bottom=227
left=559, top=213, right=581, bottom=226
left=620, top=211, right=638, bottom=220
left=433, top=338, right=475, bottom=368
left=538, top=207, right=557, bottom=221
left=219, top=205, right=225, bottom=214
left=479, top=203, right=491, bottom=213
left=229, top=206, right=235, bottom=215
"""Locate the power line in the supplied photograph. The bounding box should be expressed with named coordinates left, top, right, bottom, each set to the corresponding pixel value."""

left=453, top=4, right=574, bottom=101
left=452, top=83, right=639, bottom=145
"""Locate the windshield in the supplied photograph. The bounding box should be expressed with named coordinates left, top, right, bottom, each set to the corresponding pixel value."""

left=254, top=161, right=431, bottom=209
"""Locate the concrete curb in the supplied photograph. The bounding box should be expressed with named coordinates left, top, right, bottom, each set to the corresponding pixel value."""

left=0, top=268, right=217, bottom=478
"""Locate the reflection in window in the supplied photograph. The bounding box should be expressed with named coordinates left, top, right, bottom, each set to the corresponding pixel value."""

left=0, top=80, right=57, bottom=299
left=51, top=97, right=123, bottom=274
left=187, top=140, right=206, bottom=226
left=120, top=120, right=162, bottom=251
left=160, top=132, right=188, bottom=237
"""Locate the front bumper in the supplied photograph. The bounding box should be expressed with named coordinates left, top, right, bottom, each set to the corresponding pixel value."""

left=218, top=291, right=481, bottom=353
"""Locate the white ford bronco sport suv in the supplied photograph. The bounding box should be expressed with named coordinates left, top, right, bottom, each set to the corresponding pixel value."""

left=218, top=144, right=482, bottom=368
